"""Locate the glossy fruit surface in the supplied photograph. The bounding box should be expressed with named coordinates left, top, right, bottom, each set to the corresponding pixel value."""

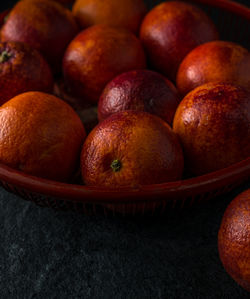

left=173, top=82, right=250, bottom=176
left=1, top=0, right=78, bottom=73
left=98, top=69, right=180, bottom=125
left=0, top=91, right=86, bottom=181
left=63, top=25, right=146, bottom=104
left=81, top=110, right=184, bottom=187
left=0, top=41, right=53, bottom=105
left=73, top=0, right=147, bottom=34
left=140, top=0, right=219, bottom=81
left=177, top=41, right=250, bottom=95
left=218, top=189, right=250, bottom=292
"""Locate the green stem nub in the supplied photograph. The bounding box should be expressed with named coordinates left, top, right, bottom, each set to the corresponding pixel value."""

left=4, top=13, right=9, bottom=24
left=0, top=51, right=12, bottom=63
left=110, top=159, right=122, bottom=172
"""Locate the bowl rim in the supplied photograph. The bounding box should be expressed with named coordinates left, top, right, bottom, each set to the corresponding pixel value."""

left=0, top=157, right=249, bottom=203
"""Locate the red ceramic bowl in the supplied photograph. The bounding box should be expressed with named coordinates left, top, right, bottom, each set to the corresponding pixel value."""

left=0, top=0, right=249, bottom=215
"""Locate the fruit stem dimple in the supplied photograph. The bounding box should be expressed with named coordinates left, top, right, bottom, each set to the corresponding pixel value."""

left=0, top=50, right=12, bottom=63
left=111, top=159, right=122, bottom=172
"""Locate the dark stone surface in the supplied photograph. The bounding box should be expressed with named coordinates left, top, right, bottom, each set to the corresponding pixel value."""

left=0, top=183, right=250, bottom=298
left=0, top=0, right=249, bottom=298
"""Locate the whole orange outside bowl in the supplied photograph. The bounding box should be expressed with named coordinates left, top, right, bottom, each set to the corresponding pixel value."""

left=0, top=0, right=249, bottom=215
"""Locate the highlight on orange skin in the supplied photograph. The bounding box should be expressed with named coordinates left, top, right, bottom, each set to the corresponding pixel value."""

left=177, top=40, right=250, bottom=96
left=98, top=69, right=180, bottom=125
left=173, top=82, right=250, bottom=176
left=140, top=0, right=219, bottom=81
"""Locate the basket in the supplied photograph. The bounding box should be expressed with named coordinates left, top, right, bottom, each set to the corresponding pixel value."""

left=0, top=0, right=249, bottom=215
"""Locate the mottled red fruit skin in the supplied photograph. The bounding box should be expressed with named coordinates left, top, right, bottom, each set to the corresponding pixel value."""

left=177, top=41, right=250, bottom=96
left=1, top=0, right=78, bottom=73
left=81, top=110, right=184, bottom=187
left=140, top=1, right=219, bottom=81
left=173, top=82, right=250, bottom=176
left=218, top=189, right=250, bottom=292
left=0, top=41, right=53, bottom=105
left=63, top=25, right=146, bottom=104
left=98, top=69, right=180, bottom=125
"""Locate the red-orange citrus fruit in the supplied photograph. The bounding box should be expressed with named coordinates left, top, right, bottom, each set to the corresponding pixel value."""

left=0, top=91, right=86, bottom=181
left=218, top=189, right=250, bottom=292
left=81, top=110, right=184, bottom=187
left=0, top=41, right=53, bottom=106
left=73, top=0, right=147, bottom=34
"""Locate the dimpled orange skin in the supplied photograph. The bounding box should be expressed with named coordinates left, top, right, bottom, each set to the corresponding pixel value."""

left=0, top=92, right=86, bottom=182
left=218, top=189, right=250, bottom=292
left=177, top=41, right=250, bottom=96
left=73, top=0, right=147, bottom=35
left=63, top=25, right=146, bottom=104
left=81, top=110, right=184, bottom=187
left=139, top=1, right=219, bottom=82
left=0, top=41, right=54, bottom=106
left=98, top=69, right=180, bottom=125
left=173, top=82, right=250, bottom=176
left=0, top=0, right=78, bottom=73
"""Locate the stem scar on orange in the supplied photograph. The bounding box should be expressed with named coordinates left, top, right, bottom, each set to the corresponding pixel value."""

left=81, top=110, right=184, bottom=187
left=0, top=41, right=54, bottom=106
left=1, top=0, right=78, bottom=73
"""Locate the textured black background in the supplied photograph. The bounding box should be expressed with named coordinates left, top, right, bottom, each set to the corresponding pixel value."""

left=0, top=0, right=249, bottom=298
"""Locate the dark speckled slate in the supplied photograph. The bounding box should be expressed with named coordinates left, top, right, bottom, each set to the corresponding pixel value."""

left=0, top=0, right=250, bottom=298
left=0, top=183, right=249, bottom=298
